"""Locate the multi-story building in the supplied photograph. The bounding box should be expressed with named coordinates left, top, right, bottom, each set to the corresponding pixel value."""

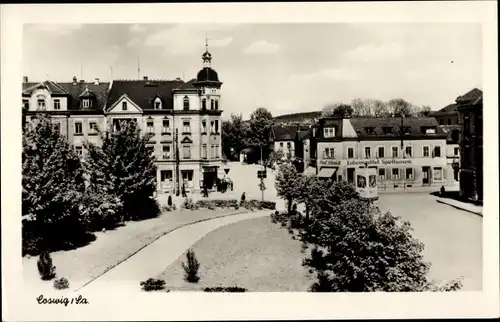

left=430, top=103, right=461, bottom=184
left=456, top=88, right=483, bottom=202
left=305, top=115, right=449, bottom=190
left=22, top=46, right=224, bottom=194
left=271, top=125, right=303, bottom=160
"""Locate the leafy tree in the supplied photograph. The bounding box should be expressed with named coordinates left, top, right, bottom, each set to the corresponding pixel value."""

left=84, top=120, right=158, bottom=221
left=23, top=114, right=87, bottom=251
left=222, top=113, right=248, bottom=160
left=182, top=249, right=201, bottom=283
left=387, top=98, right=413, bottom=117
left=321, top=103, right=354, bottom=118
left=304, top=197, right=462, bottom=292
left=245, top=107, right=274, bottom=162
left=275, top=163, right=304, bottom=213
left=37, top=251, right=56, bottom=280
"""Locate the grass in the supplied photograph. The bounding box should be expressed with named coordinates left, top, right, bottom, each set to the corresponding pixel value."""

left=157, top=216, right=313, bottom=292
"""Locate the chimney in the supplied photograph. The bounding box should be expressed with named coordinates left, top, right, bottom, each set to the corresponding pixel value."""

left=23, top=76, right=28, bottom=82
left=143, top=76, right=148, bottom=81
left=94, top=78, right=100, bottom=85
left=72, top=76, right=77, bottom=85
left=80, top=79, right=85, bottom=83
left=176, top=77, right=181, bottom=81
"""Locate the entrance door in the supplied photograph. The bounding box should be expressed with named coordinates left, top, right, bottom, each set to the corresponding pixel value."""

left=347, top=168, right=355, bottom=184
left=203, top=171, right=217, bottom=189
left=422, top=166, right=430, bottom=185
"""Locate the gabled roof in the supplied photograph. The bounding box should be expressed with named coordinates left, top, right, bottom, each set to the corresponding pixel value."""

left=175, top=78, right=199, bottom=91
left=349, top=117, right=445, bottom=138
left=107, top=79, right=185, bottom=110
left=297, top=130, right=310, bottom=141
left=273, top=125, right=299, bottom=141
left=456, top=88, right=482, bottom=104
left=430, top=103, right=458, bottom=117
left=23, top=80, right=110, bottom=110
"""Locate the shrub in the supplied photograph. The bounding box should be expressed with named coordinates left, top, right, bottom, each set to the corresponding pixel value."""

left=53, top=277, right=69, bottom=290
left=195, top=199, right=239, bottom=210
left=260, top=201, right=277, bottom=210
left=140, top=278, right=166, bottom=291
left=182, top=249, right=200, bottom=283
left=37, top=251, right=56, bottom=280
left=182, top=198, right=195, bottom=210
left=204, top=286, right=247, bottom=292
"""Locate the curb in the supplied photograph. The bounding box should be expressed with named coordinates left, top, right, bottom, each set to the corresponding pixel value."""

left=74, top=208, right=270, bottom=292
left=436, top=199, right=483, bottom=217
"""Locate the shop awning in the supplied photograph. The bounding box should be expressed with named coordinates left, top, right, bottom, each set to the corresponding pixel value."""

left=303, top=167, right=316, bottom=175
left=318, top=167, right=338, bottom=178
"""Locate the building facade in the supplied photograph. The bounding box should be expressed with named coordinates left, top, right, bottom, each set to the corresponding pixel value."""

left=456, top=88, right=483, bottom=202
left=22, top=46, right=224, bottom=194
left=305, top=116, right=449, bottom=190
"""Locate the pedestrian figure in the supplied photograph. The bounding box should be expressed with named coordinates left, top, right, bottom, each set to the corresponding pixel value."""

left=203, top=185, right=209, bottom=198
left=240, top=192, right=246, bottom=205
left=182, top=184, right=186, bottom=198
left=440, top=185, right=446, bottom=196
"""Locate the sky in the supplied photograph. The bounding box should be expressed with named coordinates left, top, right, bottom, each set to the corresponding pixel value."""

left=23, top=23, right=482, bottom=119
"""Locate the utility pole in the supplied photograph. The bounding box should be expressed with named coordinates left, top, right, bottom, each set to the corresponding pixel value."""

left=175, top=128, right=180, bottom=196
left=260, top=144, right=265, bottom=201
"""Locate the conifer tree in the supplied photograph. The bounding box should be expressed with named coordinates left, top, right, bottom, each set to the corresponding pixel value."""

left=84, top=120, right=158, bottom=221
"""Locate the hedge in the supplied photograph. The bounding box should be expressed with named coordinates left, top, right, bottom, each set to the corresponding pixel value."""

left=195, top=199, right=239, bottom=209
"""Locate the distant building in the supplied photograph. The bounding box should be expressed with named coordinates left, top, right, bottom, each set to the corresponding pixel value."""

left=271, top=125, right=300, bottom=160
left=430, top=103, right=461, bottom=183
left=456, top=88, right=483, bottom=202
left=22, top=45, right=224, bottom=194
left=303, top=115, right=449, bottom=190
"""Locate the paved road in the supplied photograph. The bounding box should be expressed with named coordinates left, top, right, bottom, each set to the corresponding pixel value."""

left=79, top=210, right=271, bottom=294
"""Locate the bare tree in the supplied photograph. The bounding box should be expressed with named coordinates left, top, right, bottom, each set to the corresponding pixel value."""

left=387, top=98, right=413, bottom=117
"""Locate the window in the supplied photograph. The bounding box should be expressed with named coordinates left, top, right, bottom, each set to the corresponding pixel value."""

left=82, top=99, right=91, bottom=108
left=392, top=146, right=398, bottom=158
left=202, top=144, right=207, bottom=159
left=210, top=121, right=215, bottom=133
left=202, top=120, right=207, bottom=133
left=405, top=168, right=414, bottom=180
left=287, top=142, right=291, bottom=148
left=202, top=99, right=207, bottom=110
left=365, top=127, right=375, bottom=135
left=215, top=120, right=219, bottom=133
left=183, top=145, right=191, bottom=159
left=155, top=101, right=161, bottom=110
left=122, top=101, right=127, bottom=111
left=448, top=119, right=452, bottom=125
left=183, top=96, right=190, bottom=110
left=347, top=147, right=354, bottom=159
left=54, top=99, right=61, bottom=110
left=210, top=99, right=215, bottom=110
left=162, top=119, right=170, bottom=133
left=147, top=120, right=154, bottom=134
left=451, top=130, right=459, bottom=142
left=323, top=127, right=335, bottom=138
left=423, top=146, right=430, bottom=157
left=160, top=170, right=173, bottom=188
left=433, top=167, right=443, bottom=181
left=439, top=119, right=444, bottom=125
left=75, top=122, right=83, bottom=135
left=89, top=122, right=98, bottom=134
left=434, top=146, right=441, bottom=157
left=215, top=144, right=220, bottom=158
left=402, top=127, right=411, bottom=135
left=181, top=170, right=194, bottom=187
left=162, top=145, right=171, bottom=159
left=454, top=147, right=459, bottom=156
left=53, top=122, right=61, bottom=134
left=392, top=168, right=399, bottom=180
left=324, top=148, right=335, bottom=159
left=382, top=127, right=392, bottom=135
left=279, top=142, right=284, bottom=148
left=211, top=145, right=216, bottom=158
left=214, top=100, right=219, bottom=110
left=183, top=121, right=191, bottom=134
left=75, top=146, right=83, bottom=157
left=378, top=147, right=384, bottom=158
left=37, top=99, right=46, bottom=110
left=23, top=99, right=29, bottom=109
left=405, top=146, right=412, bottom=157
left=378, top=168, right=386, bottom=180
left=365, top=146, right=371, bottom=158
left=425, top=127, right=436, bottom=134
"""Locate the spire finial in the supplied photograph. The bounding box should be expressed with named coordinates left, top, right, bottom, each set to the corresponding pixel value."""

left=205, top=32, right=209, bottom=51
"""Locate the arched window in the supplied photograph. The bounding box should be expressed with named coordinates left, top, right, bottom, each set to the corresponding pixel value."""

left=36, top=95, right=46, bottom=110
left=154, top=97, right=162, bottom=110
left=201, top=98, right=207, bottom=110
left=210, top=99, right=215, bottom=110
left=214, top=100, right=219, bottom=110
left=183, top=96, right=190, bottom=110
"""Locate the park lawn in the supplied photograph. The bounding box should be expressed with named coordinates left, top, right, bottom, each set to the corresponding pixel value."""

left=23, top=208, right=245, bottom=291
left=157, top=216, right=314, bottom=292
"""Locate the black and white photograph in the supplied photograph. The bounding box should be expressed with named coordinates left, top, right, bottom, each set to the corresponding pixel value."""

left=1, top=2, right=498, bottom=321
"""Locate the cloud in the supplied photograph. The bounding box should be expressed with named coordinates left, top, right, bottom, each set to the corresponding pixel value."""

left=243, top=41, right=279, bottom=55
left=129, top=24, right=147, bottom=33
left=288, top=68, right=360, bottom=82
left=144, top=25, right=234, bottom=55
left=31, top=24, right=83, bottom=36
left=126, top=38, right=142, bottom=47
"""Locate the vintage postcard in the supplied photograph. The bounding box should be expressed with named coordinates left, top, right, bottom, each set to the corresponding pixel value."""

left=1, top=1, right=498, bottom=321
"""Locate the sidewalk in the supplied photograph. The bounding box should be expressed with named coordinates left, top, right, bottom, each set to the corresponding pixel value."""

left=436, top=197, right=483, bottom=216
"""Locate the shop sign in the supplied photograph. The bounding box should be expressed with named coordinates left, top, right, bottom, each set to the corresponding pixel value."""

left=347, top=159, right=412, bottom=166
left=318, top=160, right=341, bottom=166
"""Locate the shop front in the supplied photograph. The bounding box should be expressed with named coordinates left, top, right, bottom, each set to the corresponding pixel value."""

left=201, top=165, right=218, bottom=190
left=318, top=157, right=448, bottom=188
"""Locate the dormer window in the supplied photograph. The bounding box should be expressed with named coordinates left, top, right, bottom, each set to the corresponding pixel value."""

left=82, top=99, right=91, bottom=108
left=122, top=101, right=127, bottom=111
left=382, top=127, right=392, bottom=134
left=424, top=127, right=436, bottom=134
left=365, top=127, right=375, bottom=135
left=323, top=127, right=335, bottom=138
left=183, top=96, right=190, bottom=110
left=402, top=126, right=411, bottom=135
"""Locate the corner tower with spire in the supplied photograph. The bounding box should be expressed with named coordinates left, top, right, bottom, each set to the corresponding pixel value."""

left=194, top=35, right=223, bottom=111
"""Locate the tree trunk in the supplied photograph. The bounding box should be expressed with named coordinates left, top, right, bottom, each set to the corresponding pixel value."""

left=287, top=198, right=292, bottom=214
